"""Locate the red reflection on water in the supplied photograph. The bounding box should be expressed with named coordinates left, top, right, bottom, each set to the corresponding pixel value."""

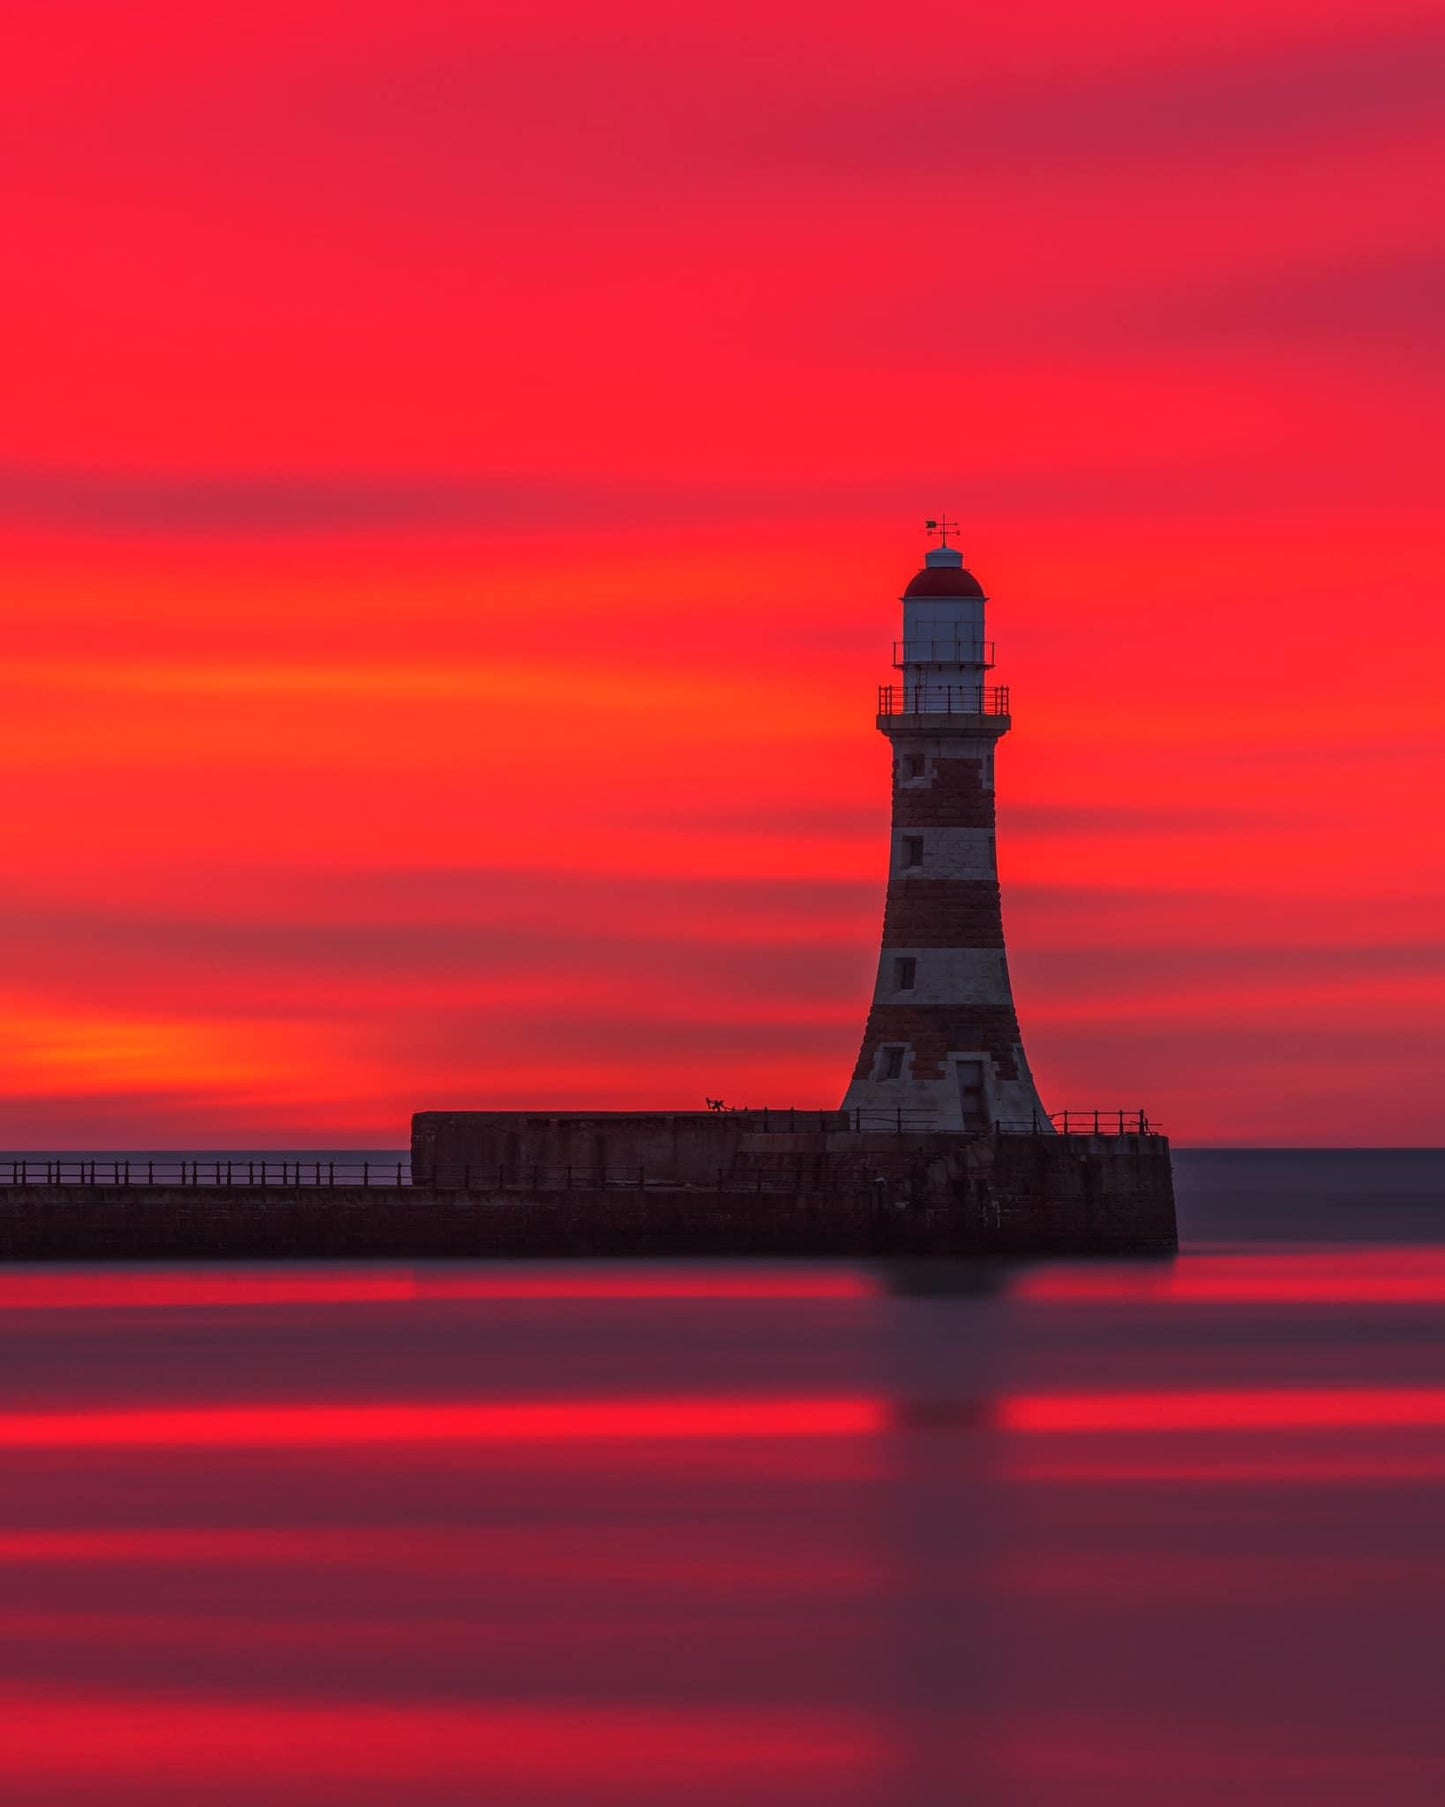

left=0, top=1528, right=374, bottom=1565
left=996, top=1550, right=1432, bottom=1601
left=1014, top=1250, right=1445, bottom=1306
left=985, top=1715, right=1428, bottom=1793
left=0, top=1268, right=875, bottom=1310
left=0, top=1693, right=882, bottom=1790
left=426, top=1272, right=876, bottom=1302
left=0, top=1526, right=882, bottom=1598
left=0, top=1394, right=886, bottom=1449
left=999, top=1387, right=1445, bottom=1434
left=1010, top=1454, right=1445, bottom=1486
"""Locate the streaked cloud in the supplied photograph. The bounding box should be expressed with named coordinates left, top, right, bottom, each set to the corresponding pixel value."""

left=0, top=0, right=1438, bottom=1142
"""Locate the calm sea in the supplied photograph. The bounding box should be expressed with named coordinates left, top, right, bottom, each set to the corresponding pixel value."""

left=0, top=1148, right=1439, bottom=1803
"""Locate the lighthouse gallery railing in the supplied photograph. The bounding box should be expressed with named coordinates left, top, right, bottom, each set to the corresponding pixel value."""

left=878, top=683, right=1010, bottom=716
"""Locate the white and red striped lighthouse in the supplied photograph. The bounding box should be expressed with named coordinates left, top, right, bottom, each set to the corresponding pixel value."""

left=843, top=526, right=1050, bottom=1133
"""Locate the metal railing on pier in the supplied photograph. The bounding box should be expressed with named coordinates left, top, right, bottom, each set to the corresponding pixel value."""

left=993, top=1110, right=1159, bottom=1137
left=878, top=683, right=1010, bottom=716
left=0, top=1157, right=875, bottom=1199
left=0, top=1158, right=410, bottom=1189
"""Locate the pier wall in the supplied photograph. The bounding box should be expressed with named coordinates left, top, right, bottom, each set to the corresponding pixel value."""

left=411, top=1111, right=770, bottom=1186
left=0, top=1121, right=1175, bottom=1260
left=0, top=1120, right=1170, bottom=1264
left=0, top=1151, right=1173, bottom=1261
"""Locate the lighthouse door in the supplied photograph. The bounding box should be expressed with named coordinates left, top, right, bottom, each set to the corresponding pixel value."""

left=956, top=1058, right=989, bottom=1132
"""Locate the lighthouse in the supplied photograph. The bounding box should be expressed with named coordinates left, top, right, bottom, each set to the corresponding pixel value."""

left=843, top=525, right=1051, bottom=1134
left=415, top=518, right=1175, bottom=1251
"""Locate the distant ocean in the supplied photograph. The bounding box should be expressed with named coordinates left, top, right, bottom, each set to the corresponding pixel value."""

left=1173, top=1147, right=1445, bottom=1243
left=0, top=1147, right=1438, bottom=1803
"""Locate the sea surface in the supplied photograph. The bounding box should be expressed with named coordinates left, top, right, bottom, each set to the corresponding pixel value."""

left=0, top=1148, right=1440, bottom=1804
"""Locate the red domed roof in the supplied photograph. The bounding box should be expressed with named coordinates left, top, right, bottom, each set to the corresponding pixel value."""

left=903, top=565, right=987, bottom=599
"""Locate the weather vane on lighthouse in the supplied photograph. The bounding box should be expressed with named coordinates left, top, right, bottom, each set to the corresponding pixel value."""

left=925, top=515, right=959, bottom=548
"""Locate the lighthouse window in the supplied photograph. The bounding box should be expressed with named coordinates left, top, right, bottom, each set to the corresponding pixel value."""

left=902, top=835, right=924, bottom=868
left=878, top=1046, right=905, bottom=1081
left=893, top=957, right=917, bottom=991
left=901, top=754, right=923, bottom=779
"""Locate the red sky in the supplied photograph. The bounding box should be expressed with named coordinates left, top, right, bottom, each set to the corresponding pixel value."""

left=2, top=0, right=1442, bottom=1145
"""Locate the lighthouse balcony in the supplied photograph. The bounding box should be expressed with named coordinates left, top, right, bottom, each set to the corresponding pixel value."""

left=878, top=683, right=1010, bottom=717
left=892, top=638, right=995, bottom=669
